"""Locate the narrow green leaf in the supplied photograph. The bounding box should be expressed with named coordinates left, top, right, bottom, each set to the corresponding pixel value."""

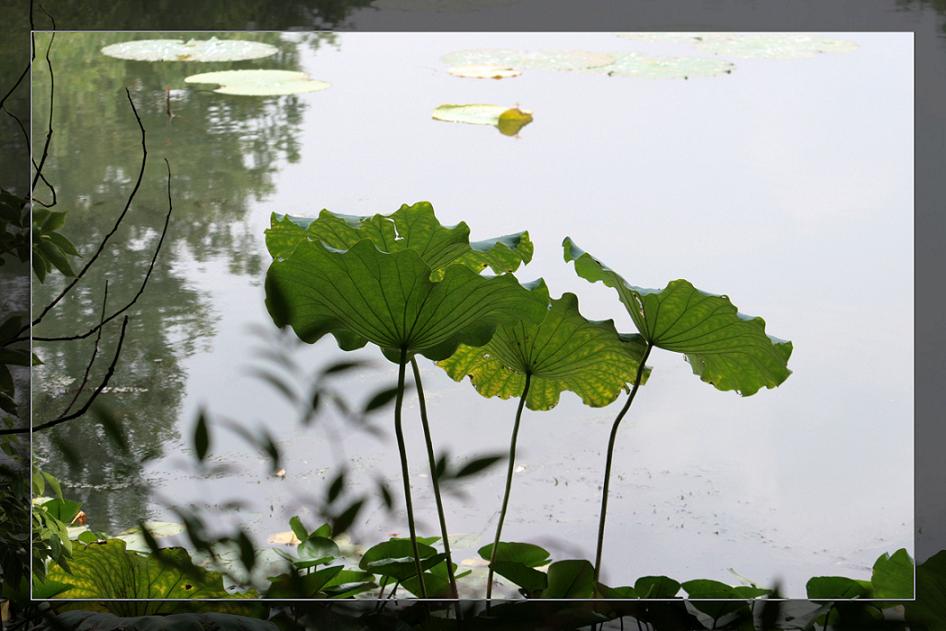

left=193, top=411, right=209, bottom=462
left=288, top=516, right=308, bottom=542
left=563, top=237, right=792, bottom=396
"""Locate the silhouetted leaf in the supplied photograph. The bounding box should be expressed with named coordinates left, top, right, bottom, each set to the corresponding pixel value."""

left=331, top=498, right=365, bottom=537
left=564, top=237, right=792, bottom=396
left=478, top=542, right=550, bottom=567
left=544, top=560, right=595, bottom=598
left=806, top=576, right=871, bottom=599
left=193, top=409, right=209, bottom=462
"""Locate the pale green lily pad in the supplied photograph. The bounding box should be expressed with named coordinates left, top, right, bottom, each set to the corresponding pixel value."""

left=448, top=64, right=522, bottom=79
left=101, top=37, right=278, bottom=62
left=184, top=70, right=330, bottom=96
left=594, top=52, right=734, bottom=79
left=433, top=104, right=533, bottom=135
left=618, top=33, right=858, bottom=59
left=441, top=48, right=616, bottom=72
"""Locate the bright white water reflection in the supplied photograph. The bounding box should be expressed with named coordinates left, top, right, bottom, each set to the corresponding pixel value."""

left=32, top=32, right=912, bottom=596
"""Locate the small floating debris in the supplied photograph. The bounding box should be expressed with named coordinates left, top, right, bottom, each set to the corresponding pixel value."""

left=101, top=37, right=278, bottom=62
left=184, top=70, right=330, bottom=96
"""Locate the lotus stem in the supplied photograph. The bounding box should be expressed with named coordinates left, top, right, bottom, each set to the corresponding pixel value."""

left=486, top=371, right=532, bottom=601
left=594, top=343, right=653, bottom=584
left=411, top=358, right=461, bottom=603
left=394, top=347, right=427, bottom=598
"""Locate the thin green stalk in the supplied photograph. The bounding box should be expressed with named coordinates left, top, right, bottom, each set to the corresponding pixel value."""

left=411, top=358, right=460, bottom=601
left=486, top=372, right=532, bottom=601
left=594, top=343, right=653, bottom=583
left=394, top=348, right=427, bottom=598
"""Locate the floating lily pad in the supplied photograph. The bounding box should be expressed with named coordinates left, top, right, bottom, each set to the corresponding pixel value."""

left=594, top=52, right=734, bottom=79
left=184, top=70, right=330, bottom=96
left=433, top=104, right=533, bottom=135
left=618, top=33, right=858, bottom=59
left=448, top=64, right=522, bottom=79
left=442, top=48, right=616, bottom=72
left=101, top=37, right=278, bottom=62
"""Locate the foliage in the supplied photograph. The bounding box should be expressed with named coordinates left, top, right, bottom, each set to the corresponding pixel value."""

left=563, top=237, right=792, bottom=396
left=438, top=280, right=649, bottom=411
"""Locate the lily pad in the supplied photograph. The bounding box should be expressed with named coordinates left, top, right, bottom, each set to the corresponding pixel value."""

left=184, top=70, right=330, bottom=96
left=101, top=37, right=278, bottom=62
left=438, top=281, right=649, bottom=411
left=594, top=52, right=735, bottom=79
left=563, top=238, right=792, bottom=396
left=618, top=33, right=858, bottom=59
left=448, top=64, right=522, bottom=79
left=441, top=48, right=616, bottom=72
left=433, top=104, right=533, bottom=135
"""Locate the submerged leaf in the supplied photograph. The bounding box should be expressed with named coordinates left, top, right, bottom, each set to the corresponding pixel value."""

left=442, top=48, right=616, bottom=72
left=266, top=202, right=533, bottom=278
left=619, top=33, right=858, bottom=60
left=184, top=70, right=330, bottom=96
left=563, top=238, right=791, bottom=396
left=439, top=281, right=649, bottom=411
left=101, top=38, right=278, bottom=62
left=594, top=52, right=734, bottom=79
left=448, top=64, right=522, bottom=79
left=266, top=239, right=546, bottom=362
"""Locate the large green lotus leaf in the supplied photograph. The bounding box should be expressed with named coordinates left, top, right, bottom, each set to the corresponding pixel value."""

left=438, top=281, right=649, bottom=411
left=46, top=539, right=230, bottom=604
left=265, top=201, right=533, bottom=278
left=563, top=238, right=791, bottom=396
left=266, top=239, right=546, bottom=362
left=184, top=70, right=330, bottom=96
left=101, top=38, right=278, bottom=62
left=441, top=49, right=616, bottom=72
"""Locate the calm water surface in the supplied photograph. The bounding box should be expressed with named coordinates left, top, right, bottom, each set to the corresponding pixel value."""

left=31, top=30, right=913, bottom=596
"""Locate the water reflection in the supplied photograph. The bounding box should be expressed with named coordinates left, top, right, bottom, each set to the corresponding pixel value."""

left=30, top=31, right=323, bottom=531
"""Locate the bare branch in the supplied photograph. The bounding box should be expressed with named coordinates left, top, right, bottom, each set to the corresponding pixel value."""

left=60, top=281, right=108, bottom=417
left=30, top=23, right=55, bottom=194
left=30, top=158, right=173, bottom=343
left=23, top=88, right=148, bottom=334
left=0, top=316, right=129, bottom=436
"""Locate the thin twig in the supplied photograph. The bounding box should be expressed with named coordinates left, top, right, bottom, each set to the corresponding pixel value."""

left=29, top=158, right=173, bottom=343
left=0, top=316, right=129, bottom=435
left=60, top=281, right=108, bottom=417
left=21, top=87, right=147, bottom=335
left=2, top=106, right=55, bottom=207
left=30, top=16, right=55, bottom=194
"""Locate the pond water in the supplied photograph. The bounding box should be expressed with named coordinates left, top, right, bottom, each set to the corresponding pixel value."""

left=31, top=31, right=913, bottom=597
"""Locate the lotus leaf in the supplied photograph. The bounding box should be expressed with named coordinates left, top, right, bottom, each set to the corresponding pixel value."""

left=563, top=237, right=792, bottom=396
left=438, top=281, right=649, bottom=411
left=265, top=202, right=533, bottom=279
